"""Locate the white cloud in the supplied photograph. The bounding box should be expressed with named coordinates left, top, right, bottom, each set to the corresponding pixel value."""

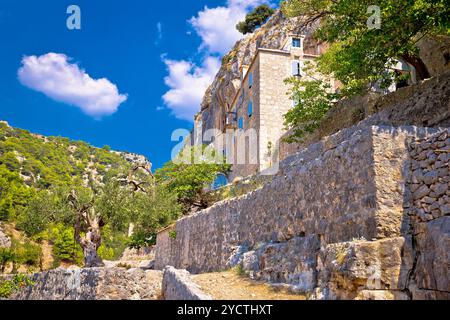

left=162, top=0, right=271, bottom=121
left=190, top=0, right=269, bottom=54
left=162, top=56, right=221, bottom=121
left=18, top=53, right=127, bottom=118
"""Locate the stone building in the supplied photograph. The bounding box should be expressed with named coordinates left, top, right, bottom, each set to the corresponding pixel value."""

left=190, top=34, right=334, bottom=181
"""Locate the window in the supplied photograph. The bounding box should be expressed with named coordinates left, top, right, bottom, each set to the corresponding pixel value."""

left=248, top=101, right=253, bottom=117
left=238, top=117, right=244, bottom=129
left=248, top=72, right=253, bottom=88
left=292, top=38, right=301, bottom=48
left=292, top=60, right=302, bottom=76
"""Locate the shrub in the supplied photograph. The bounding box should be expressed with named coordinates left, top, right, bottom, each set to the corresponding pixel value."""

left=236, top=5, right=274, bottom=34
left=49, top=224, right=83, bottom=265
left=14, top=241, right=42, bottom=268
left=0, top=274, right=34, bottom=298
left=0, top=248, right=15, bottom=273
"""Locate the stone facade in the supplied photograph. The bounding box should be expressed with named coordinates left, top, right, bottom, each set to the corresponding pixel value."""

left=155, top=124, right=450, bottom=299
left=183, top=10, right=329, bottom=180
left=11, top=267, right=162, bottom=300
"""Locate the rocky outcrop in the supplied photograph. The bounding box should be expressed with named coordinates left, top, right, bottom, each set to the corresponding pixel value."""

left=0, top=223, right=11, bottom=248
left=162, top=267, right=212, bottom=300
left=12, top=267, right=162, bottom=300
left=114, top=151, right=152, bottom=172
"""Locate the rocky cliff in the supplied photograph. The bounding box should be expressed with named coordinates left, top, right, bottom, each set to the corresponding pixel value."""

left=0, top=223, right=11, bottom=248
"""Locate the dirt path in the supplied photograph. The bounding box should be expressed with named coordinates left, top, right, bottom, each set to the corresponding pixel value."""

left=192, top=270, right=306, bottom=300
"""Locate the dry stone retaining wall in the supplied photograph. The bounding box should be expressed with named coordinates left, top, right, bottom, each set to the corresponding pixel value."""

left=162, top=267, right=213, bottom=300
left=155, top=125, right=449, bottom=299
left=406, top=129, right=450, bottom=299
left=11, top=267, right=162, bottom=300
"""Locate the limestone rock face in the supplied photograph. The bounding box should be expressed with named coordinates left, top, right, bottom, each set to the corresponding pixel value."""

left=417, top=35, right=450, bottom=78
left=155, top=124, right=449, bottom=300
left=242, top=236, right=320, bottom=292
left=315, top=237, right=414, bottom=300
left=0, top=224, right=11, bottom=248
left=12, top=268, right=162, bottom=300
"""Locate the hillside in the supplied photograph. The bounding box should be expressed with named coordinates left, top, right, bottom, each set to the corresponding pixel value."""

left=0, top=120, right=153, bottom=273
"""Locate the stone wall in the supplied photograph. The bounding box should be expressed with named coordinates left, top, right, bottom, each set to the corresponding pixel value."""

left=162, top=267, right=213, bottom=300
left=11, top=268, right=162, bottom=300
left=155, top=125, right=436, bottom=280
left=156, top=125, right=449, bottom=299
left=406, top=129, right=450, bottom=299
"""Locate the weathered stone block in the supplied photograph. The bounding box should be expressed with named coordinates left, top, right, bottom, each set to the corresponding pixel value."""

left=241, top=235, right=320, bottom=292
left=413, top=216, right=450, bottom=293
left=316, top=237, right=414, bottom=299
left=162, top=267, right=213, bottom=301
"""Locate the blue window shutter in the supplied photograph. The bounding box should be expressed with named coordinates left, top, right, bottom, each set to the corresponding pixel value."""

left=292, top=38, right=301, bottom=48
left=238, top=117, right=244, bottom=129
left=249, top=73, right=253, bottom=88
left=248, top=101, right=253, bottom=117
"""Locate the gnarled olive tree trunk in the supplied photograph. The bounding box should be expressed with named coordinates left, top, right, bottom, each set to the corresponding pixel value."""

left=68, top=191, right=104, bottom=268
left=74, top=208, right=104, bottom=268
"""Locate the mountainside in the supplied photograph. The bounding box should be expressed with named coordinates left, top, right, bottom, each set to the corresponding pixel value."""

left=0, top=120, right=153, bottom=272
left=0, top=120, right=151, bottom=192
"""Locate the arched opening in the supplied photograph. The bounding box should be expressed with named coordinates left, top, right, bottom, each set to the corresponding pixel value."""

left=211, top=173, right=229, bottom=190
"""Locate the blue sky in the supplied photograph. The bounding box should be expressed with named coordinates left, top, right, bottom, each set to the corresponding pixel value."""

left=0, top=0, right=271, bottom=169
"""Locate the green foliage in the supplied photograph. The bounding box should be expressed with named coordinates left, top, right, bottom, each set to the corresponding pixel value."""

left=128, top=231, right=157, bottom=249
left=0, top=240, right=43, bottom=273
left=0, top=122, right=184, bottom=265
left=155, top=145, right=231, bottom=212
left=284, top=78, right=340, bottom=142
left=0, top=124, right=131, bottom=191
left=236, top=4, right=275, bottom=34
left=283, top=0, right=449, bottom=90
left=0, top=165, right=34, bottom=221
left=169, top=230, right=177, bottom=240
left=49, top=224, right=83, bottom=265
left=281, top=0, right=449, bottom=142
left=0, top=248, right=15, bottom=273
left=98, top=225, right=128, bottom=260
left=0, top=274, right=34, bottom=298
